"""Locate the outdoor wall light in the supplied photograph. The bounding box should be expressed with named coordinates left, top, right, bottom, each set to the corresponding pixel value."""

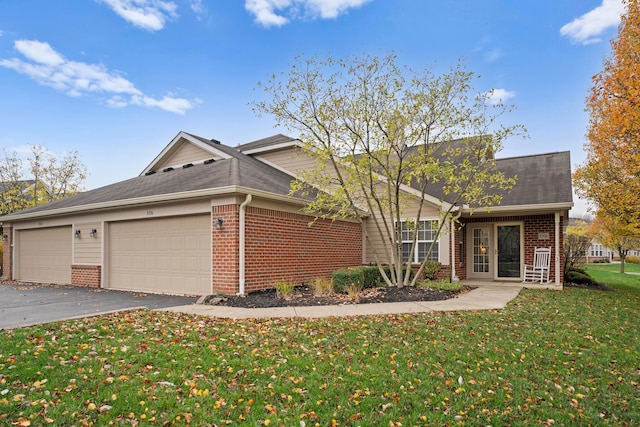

left=74, top=229, right=81, bottom=239
left=89, top=228, right=97, bottom=238
left=215, top=218, right=224, bottom=230
left=2, top=234, right=7, bottom=241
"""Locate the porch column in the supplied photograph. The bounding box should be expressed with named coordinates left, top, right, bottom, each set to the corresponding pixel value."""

left=450, top=218, right=457, bottom=281
left=555, top=211, right=560, bottom=286
left=450, top=211, right=461, bottom=282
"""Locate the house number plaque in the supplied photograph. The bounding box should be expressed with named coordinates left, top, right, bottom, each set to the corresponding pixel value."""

left=538, top=232, right=550, bottom=240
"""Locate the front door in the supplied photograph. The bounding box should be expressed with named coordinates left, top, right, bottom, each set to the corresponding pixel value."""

left=496, top=224, right=522, bottom=279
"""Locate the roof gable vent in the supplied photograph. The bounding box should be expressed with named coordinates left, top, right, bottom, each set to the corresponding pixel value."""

left=204, top=159, right=215, bottom=165
left=163, top=167, right=174, bottom=172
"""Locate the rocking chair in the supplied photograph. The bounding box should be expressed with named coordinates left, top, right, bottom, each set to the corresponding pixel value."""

left=523, top=247, right=551, bottom=283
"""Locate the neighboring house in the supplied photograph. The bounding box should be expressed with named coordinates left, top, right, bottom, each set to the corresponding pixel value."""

left=0, top=131, right=573, bottom=295
left=586, top=241, right=640, bottom=262
left=0, top=180, right=36, bottom=213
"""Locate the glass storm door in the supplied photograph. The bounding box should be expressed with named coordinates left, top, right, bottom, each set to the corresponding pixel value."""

left=471, top=226, right=492, bottom=279
left=496, top=224, right=521, bottom=279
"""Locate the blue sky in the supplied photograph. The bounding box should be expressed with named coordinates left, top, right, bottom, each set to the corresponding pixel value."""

left=0, top=0, right=627, bottom=215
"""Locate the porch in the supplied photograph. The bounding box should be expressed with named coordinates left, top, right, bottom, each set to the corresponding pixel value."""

left=453, top=213, right=566, bottom=287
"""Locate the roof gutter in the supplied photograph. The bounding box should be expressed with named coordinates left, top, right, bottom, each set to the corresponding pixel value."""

left=0, top=186, right=310, bottom=223
left=461, top=202, right=574, bottom=216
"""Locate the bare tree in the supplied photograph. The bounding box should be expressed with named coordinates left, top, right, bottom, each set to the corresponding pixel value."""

left=0, top=145, right=87, bottom=216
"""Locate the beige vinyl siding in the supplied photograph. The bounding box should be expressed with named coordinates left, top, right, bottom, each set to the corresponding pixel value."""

left=156, top=141, right=216, bottom=169
left=73, top=222, right=102, bottom=264
left=254, top=148, right=318, bottom=177
left=364, top=197, right=449, bottom=265
left=107, top=214, right=211, bottom=295
left=17, top=226, right=72, bottom=284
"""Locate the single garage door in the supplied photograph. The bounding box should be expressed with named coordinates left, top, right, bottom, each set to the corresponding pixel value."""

left=18, top=226, right=72, bottom=284
left=108, top=215, right=211, bottom=295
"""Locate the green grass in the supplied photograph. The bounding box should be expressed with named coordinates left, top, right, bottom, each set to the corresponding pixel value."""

left=1, top=275, right=639, bottom=426
left=587, top=263, right=640, bottom=291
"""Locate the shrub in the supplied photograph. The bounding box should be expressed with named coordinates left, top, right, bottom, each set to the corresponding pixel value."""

left=422, top=261, right=442, bottom=281
left=361, top=266, right=383, bottom=289
left=274, top=279, right=296, bottom=298
left=310, top=277, right=334, bottom=296
left=592, top=258, right=610, bottom=263
left=626, top=256, right=640, bottom=264
left=422, top=279, right=464, bottom=292
left=332, top=268, right=365, bottom=294
left=565, top=269, right=600, bottom=286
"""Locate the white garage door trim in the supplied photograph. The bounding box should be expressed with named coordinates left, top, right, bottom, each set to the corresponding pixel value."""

left=107, top=214, right=211, bottom=295
left=17, top=226, right=72, bottom=284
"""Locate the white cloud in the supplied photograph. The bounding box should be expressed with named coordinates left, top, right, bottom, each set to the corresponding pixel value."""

left=98, top=0, right=178, bottom=31
left=484, top=48, right=504, bottom=63
left=190, top=0, right=205, bottom=14
left=245, top=0, right=371, bottom=27
left=14, top=40, right=65, bottom=66
left=131, top=94, right=197, bottom=115
left=485, top=88, right=516, bottom=106
left=560, top=0, right=625, bottom=45
left=0, top=39, right=195, bottom=115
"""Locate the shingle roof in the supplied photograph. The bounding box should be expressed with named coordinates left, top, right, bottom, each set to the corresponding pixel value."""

left=0, top=180, right=35, bottom=193
left=494, top=151, right=573, bottom=206
left=1, top=141, right=300, bottom=218
left=236, top=134, right=298, bottom=152
left=0, top=132, right=572, bottom=221
left=415, top=151, right=573, bottom=207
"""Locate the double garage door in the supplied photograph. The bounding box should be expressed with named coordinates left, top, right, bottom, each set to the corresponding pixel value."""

left=108, top=215, right=211, bottom=295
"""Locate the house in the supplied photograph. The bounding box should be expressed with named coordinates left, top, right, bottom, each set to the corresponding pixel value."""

left=0, top=180, right=36, bottom=215
left=587, top=241, right=640, bottom=262
left=0, top=131, right=573, bottom=295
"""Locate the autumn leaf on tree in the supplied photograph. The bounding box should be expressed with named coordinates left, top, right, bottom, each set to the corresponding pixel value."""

left=574, top=0, right=640, bottom=232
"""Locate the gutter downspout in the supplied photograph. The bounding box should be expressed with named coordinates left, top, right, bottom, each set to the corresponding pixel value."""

left=238, top=194, right=252, bottom=295
left=450, top=209, right=462, bottom=282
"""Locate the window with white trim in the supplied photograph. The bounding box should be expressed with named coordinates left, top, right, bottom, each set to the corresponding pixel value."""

left=590, top=244, right=603, bottom=257
left=400, top=219, right=439, bottom=263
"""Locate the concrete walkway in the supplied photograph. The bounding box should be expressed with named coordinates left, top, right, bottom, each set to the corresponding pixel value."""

left=160, top=284, right=523, bottom=319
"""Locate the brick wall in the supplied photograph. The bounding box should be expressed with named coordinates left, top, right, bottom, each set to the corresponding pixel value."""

left=211, top=204, right=240, bottom=294
left=243, top=206, right=362, bottom=293
left=71, top=265, right=101, bottom=287
left=1, top=225, right=12, bottom=280
left=522, top=214, right=564, bottom=282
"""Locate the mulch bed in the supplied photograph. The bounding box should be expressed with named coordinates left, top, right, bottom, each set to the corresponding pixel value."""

left=208, top=285, right=473, bottom=309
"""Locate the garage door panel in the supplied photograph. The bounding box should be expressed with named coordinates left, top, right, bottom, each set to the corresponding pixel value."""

left=108, top=215, right=210, bottom=295
left=18, top=227, right=72, bottom=284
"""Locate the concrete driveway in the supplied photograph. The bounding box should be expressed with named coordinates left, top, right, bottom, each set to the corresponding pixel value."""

left=0, top=282, right=197, bottom=330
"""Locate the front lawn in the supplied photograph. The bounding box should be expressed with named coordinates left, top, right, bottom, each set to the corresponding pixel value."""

left=1, top=276, right=639, bottom=426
